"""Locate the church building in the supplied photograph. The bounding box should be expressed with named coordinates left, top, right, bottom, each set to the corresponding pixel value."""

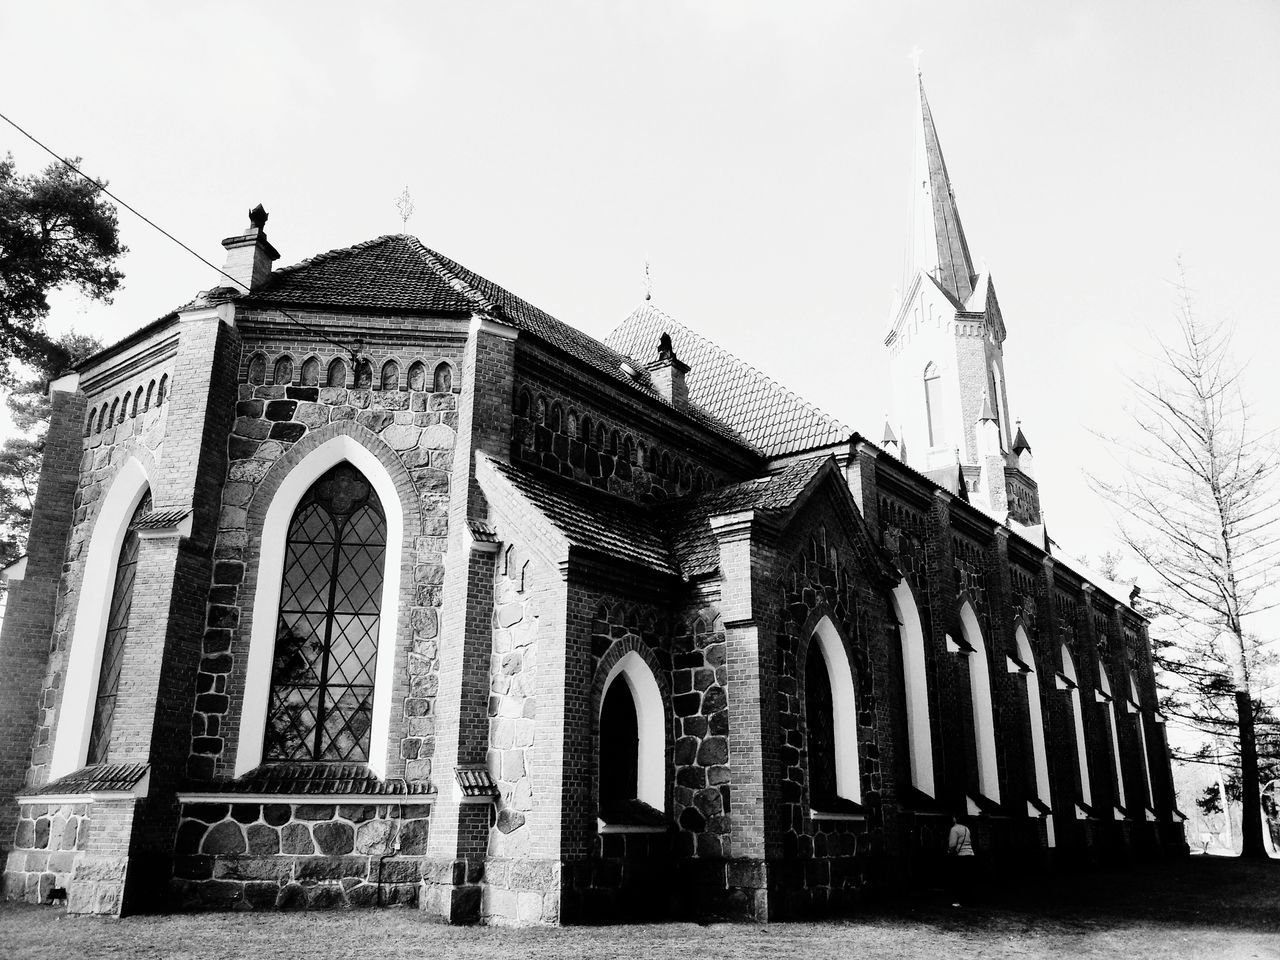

left=0, top=76, right=1184, bottom=922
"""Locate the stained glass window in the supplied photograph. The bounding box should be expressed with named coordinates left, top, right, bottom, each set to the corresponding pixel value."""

left=87, top=490, right=152, bottom=765
left=264, top=463, right=387, bottom=763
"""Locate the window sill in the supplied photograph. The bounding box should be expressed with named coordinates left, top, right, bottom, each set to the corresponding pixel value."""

left=598, top=821, right=668, bottom=835
left=809, top=808, right=866, bottom=823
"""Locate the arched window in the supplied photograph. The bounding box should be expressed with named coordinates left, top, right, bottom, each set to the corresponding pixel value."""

left=958, top=602, right=1000, bottom=803
left=567, top=411, right=578, bottom=439
left=247, top=353, right=267, bottom=385
left=354, top=359, right=373, bottom=390
left=549, top=403, right=563, bottom=433
left=598, top=650, right=664, bottom=816
left=805, top=616, right=861, bottom=808
left=327, top=358, right=347, bottom=388
left=595, top=423, right=606, bottom=448
left=157, top=375, right=168, bottom=405
left=1059, top=647, right=1093, bottom=810
left=274, top=355, right=294, bottom=385
left=99, top=403, right=110, bottom=432
left=109, top=398, right=120, bottom=425
left=122, top=391, right=132, bottom=419
left=1128, top=671, right=1155, bottom=815
left=130, top=390, right=142, bottom=418
left=579, top=415, right=592, bottom=443
left=264, top=463, right=387, bottom=763
left=380, top=360, right=400, bottom=392
left=890, top=581, right=934, bottom=797
left=86, top=489, right=152, bottom=764
left=432, top=361, right=452, bottom=393
left=535, top=397, right=547, bottom=425
left=923, top=362, right=945, bottom=447
left=609, top=431, right=620, bottom=456
left=1097, top=658, right=1127, bottom=815
left=646, top=447, right=658, bottom=472
left=407, top=361, right=427, bottom=392
left=660, top=452, right=672, bottom=478
left=1014, top=626, right=1051, bottom=812
left=623, top=436, right=636, bottom=465
left=84, top=409, right=95, bottom=438
left=144, top=380, right=155, bottom=411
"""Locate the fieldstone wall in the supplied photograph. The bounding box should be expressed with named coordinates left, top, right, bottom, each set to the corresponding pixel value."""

left=2, top=802, right=88, bottom=903
left=171, top=800, right=429, bottom=909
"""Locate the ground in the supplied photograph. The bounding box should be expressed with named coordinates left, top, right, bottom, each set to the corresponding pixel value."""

left=1, top=856, right=1277, bottom=960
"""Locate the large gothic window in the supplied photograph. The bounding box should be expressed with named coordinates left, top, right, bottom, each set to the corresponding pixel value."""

left=264, top=464, right=387, bottom=763
left=87, top=490, right=152, bottom=764
left=599, top=675, right=640, bottom=816
left=805, top=643, right=840, bottom=809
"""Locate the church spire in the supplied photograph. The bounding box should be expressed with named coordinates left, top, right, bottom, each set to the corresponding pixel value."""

left=906, top=75, right=977, bottom=305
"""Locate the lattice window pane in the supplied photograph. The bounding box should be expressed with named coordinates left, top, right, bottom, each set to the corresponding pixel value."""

left=87, top=490, right=152, bottom=765
left=264, top=464, right=386, bottom=763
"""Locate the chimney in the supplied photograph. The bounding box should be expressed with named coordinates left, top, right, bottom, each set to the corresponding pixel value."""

left=220, top=204, right=279, bottom=293
left=645, top=332, right=690, bottom=410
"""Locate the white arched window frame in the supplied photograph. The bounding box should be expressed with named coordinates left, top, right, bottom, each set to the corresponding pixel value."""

left=50, top=458, right=152, bottom=778
left=1056, top=647, right=1093, bottom=814
left=1009, top=626, right=1052, bottom=839
left=1096, top=659, right=1127, bottom=818
left=956, top=602, right=1000, bottom=804
left=890, top=581, right=934, bottom=798
left=810, top=615, right=862, bottom=805
left=1127, top=671, right=1156, bottom=818
left=235, top=435, right=404, bottom=777
left=599, top=650, right=665, bottom=811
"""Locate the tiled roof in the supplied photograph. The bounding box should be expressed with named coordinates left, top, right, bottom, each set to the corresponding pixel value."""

left=135, top=508, right=191, bottom=531
left=30, top=762, right=149, bottom=796
left=658, top=458, right=831, bottom=577
left=480, top=455, right=680, bottom=577
left=606, top=303, right=852, bottom=458
left=244, top=235, right=747, bottom=447
left=202, top=763, right=432, bottom=796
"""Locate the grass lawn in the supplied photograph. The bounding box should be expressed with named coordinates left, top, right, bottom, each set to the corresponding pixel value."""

left=1, top=855, right=1277, bottom=960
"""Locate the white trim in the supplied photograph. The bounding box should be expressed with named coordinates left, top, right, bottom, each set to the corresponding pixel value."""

left=50, top=458, right=151, bottom=779
left=1098, top=659, right=1127, bottom=811
left=1130, top=673, right=1155, bottom=812
left=1061, top=647, right=1093, bottom=808
left=891, top=581, right=934, bottom=798
left=177, top=792, right=433, bottom=806
left=600, top=650, right=665, bottom=811
left=48, top=372, right=81, bottom=395
left=235, top=435, right=404, bottom=778
left=16, top=791, right=136, bottom=805
left=958, top=602, right=1000, bottom=803
left=1014, top=626, right=1052, bottom=813
left=809, top=809, right=866, bottom=822
left=810, top=615, right=862, bottom=804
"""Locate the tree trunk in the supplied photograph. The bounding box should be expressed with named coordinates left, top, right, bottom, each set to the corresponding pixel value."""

left=1236, top=690, right=1268, bottom=859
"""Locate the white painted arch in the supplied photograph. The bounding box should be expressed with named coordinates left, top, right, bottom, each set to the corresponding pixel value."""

left=51, top=457, right=152, bottom=778
left=1098, top=658, right=1127, bottom=811
left=1129, top=671, right=1155, bottom=811
left=958, top=601, right=1000, bottom=802
left=1014, top=625, right=1051, bottom=808
left=890, top=580, right=934, bottom=798
left=810, top=614, right=862, bottom=804
left=1060, top=646, right=1093, bottom=808
left=235, top=434, right=404, bottom=777
left=600, top=650, right=665, bottom=810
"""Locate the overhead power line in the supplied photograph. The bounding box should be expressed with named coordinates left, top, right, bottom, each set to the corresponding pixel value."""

left=0, top=108, right=360, bottom=360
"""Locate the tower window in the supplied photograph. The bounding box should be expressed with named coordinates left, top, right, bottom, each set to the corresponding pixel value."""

left=924, top=362, right=945, bottom=447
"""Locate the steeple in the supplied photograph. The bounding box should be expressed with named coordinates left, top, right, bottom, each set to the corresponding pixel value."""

left=905, top=75, right=977, bottom=305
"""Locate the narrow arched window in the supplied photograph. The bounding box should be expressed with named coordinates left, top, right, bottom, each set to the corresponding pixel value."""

left=1014, top=626, right=1051, bottom=809
left=595, top=423, right=606, bottom=448
left=1059, top=647, right=1093, bottom=809
left=1097, top=658, right=1127, bottom=813
left=407, top=361, right=427, bottom=392
left=109, top=398, right=120, bottom=425
left=567, top=411, right=578, bottom=439
left=924, top=362, right=944, bottom=447
left=1129, top=671, right=1155, bottom=813
left=806, top=638, right=839, bottom=809
left=550, top=403, right=563, bottom=433
left=274, top=355, right=294, bottom=385
left=84, top=410, right=95, bottom=438
left=122, top=391, right=132, bottom=420
left=300, top=357, right=320, bottom=387
left=144, top=381, right=155, bottom=411
left=535, top=397, right=547, bottom=425
left=806, top=617, right=862, bottom=808
left=623, top=436, right=636, bottom=465
left=99, top=403, right=110, bottom=432
left=247, top=353, right=267, bottom=385
left=354, top=359, right=373, bottom=389
left=327, top=358, right=347, bottom=388
left=891, top=581, right=934, bottom=797
left=433, top=362, right=452, bottom=393
left=87, top=489, right=152, bottom=764
left=661, top=452, right=672, bottom=478
left=264, top=463, right=387, bottom=763
left=599, top=672, right=640, bottom=816
left=157, top=375, right=168, bottom=405
left=609, top=431, right=620, bottom=456
left=380, top=360, right=400, bottom=392
left=579, top=415, right=592, bottom=443
left=958, top=603, right=1000, bottom=802
left=131, top=391, right=141, bottom=418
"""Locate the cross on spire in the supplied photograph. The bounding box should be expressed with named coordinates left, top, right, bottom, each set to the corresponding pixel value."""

left=394, top=186, right=415, bottom=232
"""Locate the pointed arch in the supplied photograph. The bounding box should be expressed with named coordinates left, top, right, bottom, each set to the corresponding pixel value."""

left=273, top=354, right=294, bottom=385
left=1014, top=624, right=1051, bottom=809
left=235, top=429, right=410, bottom=777
left=958, top=601, right=1000, bottom=802
left=1128, top=671, right=1155, bottom=813
left=804, top=614, right=861, bottom=806
left=157, top=374, right=168, bottom=405
left=517, top=387, right=532, bottom=418
left=122, top=391, right=132, bottom=420
left=549, top=402, right=563, bottom=433
left=327, top=357, right=347, bottom=388
left=1097, top=658, right=1127, bottom=813
left=1060, top=646, right=1093, bottom=809
left=300, top=356, right=321, bottom=387
left=84, top=409, right=96, bottom=437
left=597, top=649, right=665, bottom=812
left=144, top=380, right=155, bottom=411
left=407, top=360, right=427, bottom=392
left=432, top=361, right=453, bottom=393
left=579, top=414, right=592, bottom=443
left=130, top=390, right=142, bottom=418
left=353, top=358, right=373, bottom=389
left=109, top=397, right=120, bottom=425
left=247, top=352, right=267, bottom=385
left=890, top=580, right=934, bottom=797
left=51, top=457, right=153, bottom=777
left=380, top=358, right=400, bottom=392
left=98, top=402, right=110, bottom=432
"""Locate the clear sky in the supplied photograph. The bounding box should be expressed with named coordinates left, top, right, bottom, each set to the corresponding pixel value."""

left=2, top=1, right=1277, bottom=628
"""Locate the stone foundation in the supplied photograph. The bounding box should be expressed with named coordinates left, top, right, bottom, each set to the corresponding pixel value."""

left=2, top=802, right=88, bottom=904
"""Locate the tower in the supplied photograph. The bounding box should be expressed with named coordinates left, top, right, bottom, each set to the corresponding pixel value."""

left=884, top=72, right=1043, bottom=536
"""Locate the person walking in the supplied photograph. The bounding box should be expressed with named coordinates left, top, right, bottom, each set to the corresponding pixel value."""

left=946, top=815, right=976, bottom=907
